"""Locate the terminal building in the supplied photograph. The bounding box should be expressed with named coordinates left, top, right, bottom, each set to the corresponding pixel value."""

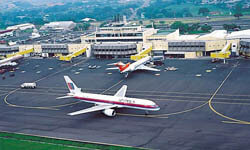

left=226, top=29, right=250, bottom=57
left=0, top=44, right=87, bottom=59
left=92, top=43, right=137, bottom=59
left=240, top=40, right=250, bottom=56
left=146, top=29, right=244, bottom=58
left=16, top=44, right=87, bottom=58
left=1, top=26, right=250, bottom=60
left=81, top=26, right=157, bottom=58
left=164, top=39, right=228, bottom=58
left=41, top=44, right=69, bottom=56
left=81, top=26, right=156, bottom=43
left=0, top=45, right=19, bottom=56
left=80, top=27, right=236, bottom=59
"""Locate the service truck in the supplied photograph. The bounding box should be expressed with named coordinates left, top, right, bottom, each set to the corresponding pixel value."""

left=20, top=83, right=36, bottom=89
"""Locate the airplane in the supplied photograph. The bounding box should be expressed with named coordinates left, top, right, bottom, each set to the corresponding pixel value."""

left=106, top=56, right=160, bottom=77
left=0, top=55, right=22, bottom=69
left=0, top=61, right=17, bottom=68
left=57, top=76, right=160, bottom=117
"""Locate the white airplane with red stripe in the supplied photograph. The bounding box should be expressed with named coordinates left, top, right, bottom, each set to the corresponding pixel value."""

left=106, top=56, right=160, bottom=77
left=57, top=76, right=160, bottom=117
left=0, top=55, right=23, bottom=68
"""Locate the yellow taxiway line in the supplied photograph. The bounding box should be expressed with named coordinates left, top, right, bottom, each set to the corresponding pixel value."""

left=208, top=62, right=250, bottom=125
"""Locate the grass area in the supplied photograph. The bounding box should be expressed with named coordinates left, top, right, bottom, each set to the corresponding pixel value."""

left=243, top=11, right=250, bottom=15
left=0, top=138, right=82, bottom=150
left=0, top=131, right=145, bottom=150
left=165, top=4, right=230, bottom=17
left=134, top=15, right=250, bottom=26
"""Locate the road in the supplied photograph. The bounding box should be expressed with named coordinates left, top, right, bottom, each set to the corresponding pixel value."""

left=129, top=0, right=150, bottom=20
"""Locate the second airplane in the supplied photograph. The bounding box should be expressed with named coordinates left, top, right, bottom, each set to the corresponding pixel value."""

left=106, top=56, right=160, bottom=77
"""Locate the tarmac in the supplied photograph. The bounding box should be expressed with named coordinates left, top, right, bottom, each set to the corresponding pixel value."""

left=1, top=56, right=250, bottom=150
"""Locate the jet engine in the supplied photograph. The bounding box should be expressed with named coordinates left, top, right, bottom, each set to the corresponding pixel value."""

left=103, top=109, right=116, bottom=117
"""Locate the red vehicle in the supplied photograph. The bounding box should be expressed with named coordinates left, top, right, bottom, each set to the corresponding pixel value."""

left=0, top=69, right=6, bottom=74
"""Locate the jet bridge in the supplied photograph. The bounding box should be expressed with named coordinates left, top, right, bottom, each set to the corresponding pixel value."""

left=210, top=43, right=231, bottom=63
left=6, top=48, right=34, bottom=58
left=130, top=45, right=152, bottom=61
left=59, top=47, right=87, bottom=61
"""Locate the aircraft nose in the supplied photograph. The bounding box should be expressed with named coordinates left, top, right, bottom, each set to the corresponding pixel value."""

left=153, top=104, right=160, bottom=110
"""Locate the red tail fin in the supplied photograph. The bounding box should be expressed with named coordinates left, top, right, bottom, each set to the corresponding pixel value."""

left=113, top=61, right=124, bottom=67
left=118, top=63, right=130, bottom=72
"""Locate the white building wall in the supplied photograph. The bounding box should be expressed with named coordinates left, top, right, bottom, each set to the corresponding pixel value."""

left=7, top=23, right=35, bottom=31
left=68, top=44, right=86, bottom=53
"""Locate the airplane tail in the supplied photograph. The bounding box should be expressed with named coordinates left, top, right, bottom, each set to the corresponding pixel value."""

left=107, top=61, right=130, bottom=72
left=107, top=61, right=124, bottom=66
left=64, top=76, right=81, bottom=94
left=118, top=63, right=130, bottom=73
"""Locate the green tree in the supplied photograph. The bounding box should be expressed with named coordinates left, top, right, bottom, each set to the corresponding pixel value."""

left=234, top=12, right=243, bottom=19
left=201, top=24, right=212, bottom=32
left=139, top=20, right=143, bottom=25
left=234, top=4, right=243, bottom=20
left=223, top=24, right=240, bottom=31
left=170, top=21, right=188, bottom=33
left=198, top=7, right=210, bottom=16
left=176, top=0, right=184, bottom=5
left=159, top=20, right=165, bottom=24
left=189, top=23, right=200, bottom=31
left=32, top=17, right=45, bottom=25
left=182, top=8, right=193, bottom=17
left=74, top=23, right=90, bottom=31
left=192, top=0, right=202, bottom=4
left=145, top=24, right=156, bottom=28
left=83, top=23, right=90, bottom=30
left=0, top=13, right=3, bottom=29
left=100, top=22, right=108, bottom=27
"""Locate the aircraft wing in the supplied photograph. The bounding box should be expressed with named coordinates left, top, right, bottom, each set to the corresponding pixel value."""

left=56, top=95, right=74, bottom=99
left=114, top=85, right=127, bottom=97
left=0, top=62, right=17, bottom=67
left=136, top=65, right=160, bottom=72
left=68, top=104, right=117, bottom=116
left=106, top=67, right=119, bottom=70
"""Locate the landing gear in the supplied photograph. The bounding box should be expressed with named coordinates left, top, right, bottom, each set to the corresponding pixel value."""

left=124, top=73, right=129, bottom=78
left=211, top=58, right=219, bottom=63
